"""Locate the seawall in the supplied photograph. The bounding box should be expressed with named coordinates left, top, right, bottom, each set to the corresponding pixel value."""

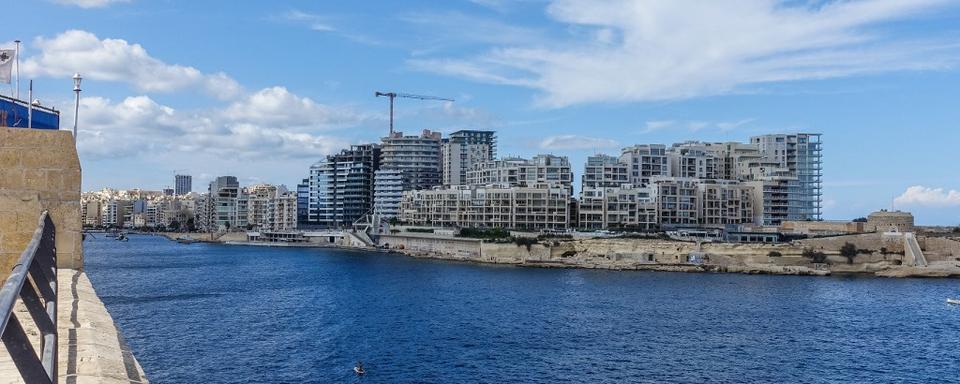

left=377, top=232, right=960, bottom=278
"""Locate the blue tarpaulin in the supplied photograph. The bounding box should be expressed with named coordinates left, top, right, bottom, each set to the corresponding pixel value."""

left=0, top=95, right=60, bottom=130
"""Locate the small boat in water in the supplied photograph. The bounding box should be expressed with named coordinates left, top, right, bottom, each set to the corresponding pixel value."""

left=948, top=298, right=960, bottom=305
left=353, top=362, right=365, bottom=376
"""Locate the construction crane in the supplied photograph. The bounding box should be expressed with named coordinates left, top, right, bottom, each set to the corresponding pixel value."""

left=375, top=91, right=454, bottom=135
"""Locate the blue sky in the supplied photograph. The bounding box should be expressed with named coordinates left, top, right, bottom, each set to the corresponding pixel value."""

left=4, top=0, right=960, bottom=224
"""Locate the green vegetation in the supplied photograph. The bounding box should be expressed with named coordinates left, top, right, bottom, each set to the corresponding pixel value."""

left=406, top=228, right=434, bottom=233
left=513, top=237, right=538, bottom=250
left=839, top=242, right=857, bottom=264
left=457, top=228, right=511, bottom=239
left=767, top=251, right=782, bottom=257
left=953, top=226, right=960, bottom=234
left=852, top=217, right=868, bottom=223
left=802, top=247, right=828, bottom=264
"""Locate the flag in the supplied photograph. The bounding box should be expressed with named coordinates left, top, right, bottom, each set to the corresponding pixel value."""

left=0, top=49, right=14, bottom=84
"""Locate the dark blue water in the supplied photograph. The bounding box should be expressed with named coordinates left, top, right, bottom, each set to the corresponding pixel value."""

left=84, top=235, right=960, bottom=383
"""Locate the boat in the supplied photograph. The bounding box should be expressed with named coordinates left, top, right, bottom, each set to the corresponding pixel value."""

left=353, top=362, right=365, bottom=376
left=117, top=233, right=129, bottom=242
left=948, top=298, right=960, bottom=305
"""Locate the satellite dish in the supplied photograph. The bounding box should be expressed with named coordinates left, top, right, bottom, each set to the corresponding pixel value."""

left=31, top=99, right=42, bottom=106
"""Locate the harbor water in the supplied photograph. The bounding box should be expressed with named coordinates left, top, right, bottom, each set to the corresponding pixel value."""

left=84, top=234, right=960, bottom=383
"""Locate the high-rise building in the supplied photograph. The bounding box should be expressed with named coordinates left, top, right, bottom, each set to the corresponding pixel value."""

left=306, top=144, right=381, bottom=228
left=373, top=170, right=404, bottom=219
left=206, top=176, right=240, bottom=231
left=175, top=174, right=192, bottom=195
left=296, top=179, right=309, bottom=225
left=442, top=130, right=496, bottom=186
left=379, top=130, right=442, bottom=191
left=749, top=133, right=823, bottom=223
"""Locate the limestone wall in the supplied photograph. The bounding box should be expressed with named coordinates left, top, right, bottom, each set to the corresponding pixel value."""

left=795, top=233, right=903, bottom=253
left=0, top=128, right=83, bottom=276
left=379, top=234, right=482, bottom=258
left=922, top=237, right=960, bottom=262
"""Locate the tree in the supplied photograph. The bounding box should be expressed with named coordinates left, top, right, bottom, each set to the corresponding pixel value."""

left=802, top=247, right=828, bottom=264
left=852, top=217, right=868, bottom=223
left=840, top=242, right=857, bottom=264
left=767, top=251, right=782, bottom=257
left=186, top=218, right=196, bottom=232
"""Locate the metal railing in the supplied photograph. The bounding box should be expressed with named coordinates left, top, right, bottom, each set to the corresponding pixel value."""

left=1, top=211, right=58, bottom=383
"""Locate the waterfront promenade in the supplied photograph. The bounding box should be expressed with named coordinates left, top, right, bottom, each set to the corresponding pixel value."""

left=0, top=270, right=148, bottom=384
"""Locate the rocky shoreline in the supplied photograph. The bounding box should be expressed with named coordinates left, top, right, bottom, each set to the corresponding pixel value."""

left=153, top=231, right=960, bottom=278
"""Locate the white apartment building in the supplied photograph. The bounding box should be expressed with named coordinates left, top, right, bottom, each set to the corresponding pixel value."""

left=399, top=183, right=570, bottom=230
left=442, top=130, right=496, bottom=186
left=467, top=155, right=574, bottom=195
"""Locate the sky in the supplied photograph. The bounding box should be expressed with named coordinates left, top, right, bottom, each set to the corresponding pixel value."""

left=3, top=0, right=960, bottom=225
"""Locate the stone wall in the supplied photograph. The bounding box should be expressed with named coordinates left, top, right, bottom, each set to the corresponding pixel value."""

left=0, top=128, right=83, bottom=278
left=795, top=233, right=903, bottom=253
left=379, top=234, right=482, bottom=259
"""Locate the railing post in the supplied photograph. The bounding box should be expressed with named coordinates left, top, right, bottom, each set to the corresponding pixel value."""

left=0, top=211, right=58, bottom=383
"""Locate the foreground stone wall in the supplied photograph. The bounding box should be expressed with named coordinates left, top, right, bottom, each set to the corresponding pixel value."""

left=0, top=128, right=83, bottom=278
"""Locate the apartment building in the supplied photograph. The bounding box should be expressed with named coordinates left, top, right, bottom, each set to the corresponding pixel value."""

left=750, top=133, right=823, bottom=221
left=175, top=174, right=192, bottom=195
left=578, top=186, right=657, bottom=230
left=305, top=144, right=381, bottom=228
left=582, top=154, right=629, bottom=189
left=373, top=169, right=404, bottom=219
left=467, top=154, right=574, bottom=195
left=652, top=178, right=754, bottom=229
left=379, top=130, right=443, bottom=191
left=620, top=144, right=669, bottom=186
left=399, top=183, right=570, bottom=230
left=442, top=130, right=496, bottom=186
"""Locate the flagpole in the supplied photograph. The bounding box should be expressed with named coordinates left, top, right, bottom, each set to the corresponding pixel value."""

left=14, top=40, right=20, bottom=100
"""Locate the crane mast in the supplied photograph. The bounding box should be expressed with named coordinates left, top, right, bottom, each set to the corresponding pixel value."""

left=375, top=91, right=454, bottom=135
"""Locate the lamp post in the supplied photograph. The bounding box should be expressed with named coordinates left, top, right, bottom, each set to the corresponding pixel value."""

left=72, top=73, right=82, bottom=140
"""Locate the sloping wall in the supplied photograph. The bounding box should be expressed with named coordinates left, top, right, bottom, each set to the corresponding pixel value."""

left=0, top=128, right=83, bottom=277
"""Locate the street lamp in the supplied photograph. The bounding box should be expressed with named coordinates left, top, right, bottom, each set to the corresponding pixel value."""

left=72, top=73, right=82, bottom=140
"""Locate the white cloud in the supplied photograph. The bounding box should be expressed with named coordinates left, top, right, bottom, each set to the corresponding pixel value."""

left=281, top=10, right=337, bottom=32
left=52, top=0, right=129, bottom=8
left=66, top=87, right=364, bottom=161
left=641, top=119, right=754, bottom=133
left=539, top=134, right=619, bottom=150
left=894, top=185, right=960, bottom=207
left=411, top=0, right=960, bottom=107
left=23, top=30, right=242, bottom=99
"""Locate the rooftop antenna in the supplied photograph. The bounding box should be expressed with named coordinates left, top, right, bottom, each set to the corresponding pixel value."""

left=375, top=91, right=454, bottom=135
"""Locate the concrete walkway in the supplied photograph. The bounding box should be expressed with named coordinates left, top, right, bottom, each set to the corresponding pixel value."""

left=0, top=269, right=149, bottom=384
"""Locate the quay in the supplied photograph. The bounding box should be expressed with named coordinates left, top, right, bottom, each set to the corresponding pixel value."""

left=0, top=128, right=149, bottom=383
